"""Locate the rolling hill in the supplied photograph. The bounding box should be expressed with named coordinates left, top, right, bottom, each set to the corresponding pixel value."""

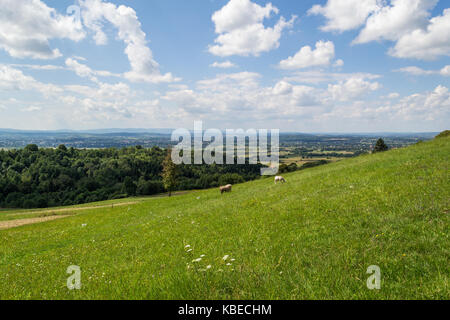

left=0, top=136, right=448, bottom=299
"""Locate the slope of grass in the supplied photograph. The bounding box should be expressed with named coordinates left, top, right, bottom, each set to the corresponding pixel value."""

left=0, top=195, right=188, bottom=222
left=0, top=137, right=448, bottom=300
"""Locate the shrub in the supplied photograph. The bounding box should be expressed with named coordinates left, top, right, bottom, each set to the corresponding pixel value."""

left=300, top=160, right=328, bottom=170
left=435, top=130, right=450, bottom=139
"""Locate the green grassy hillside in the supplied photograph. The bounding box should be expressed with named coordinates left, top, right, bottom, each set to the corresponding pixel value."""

left=0, top=137, right=448, bottom=300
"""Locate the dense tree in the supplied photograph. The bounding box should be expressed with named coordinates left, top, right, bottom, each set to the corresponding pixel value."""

left=122, top=176, right=137, bottom=196
left=0, top=146, right=263, bottom=208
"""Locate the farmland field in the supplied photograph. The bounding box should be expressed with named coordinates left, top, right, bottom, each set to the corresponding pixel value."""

left=0, top=137, right=448, bottom=300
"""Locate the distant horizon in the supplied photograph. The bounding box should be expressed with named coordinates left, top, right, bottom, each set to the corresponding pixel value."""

left=0, top=127, right=442, bottom=135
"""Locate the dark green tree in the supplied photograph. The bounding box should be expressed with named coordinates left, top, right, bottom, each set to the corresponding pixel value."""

left=58, top=144, right=68, bottom=152
left=162, top=149, right=178, bottom=197
left=122, top=176, right=137, bottom=196
left=373, top=138, right=389, bottom=153
left=24, top=144, right=38, bottom=152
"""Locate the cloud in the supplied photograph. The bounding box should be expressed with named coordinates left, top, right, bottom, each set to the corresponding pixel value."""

left=22, top=106, right=43, bottom=112
left=310, top=0, right=448, bottom=61
left=282, top=70, right=381, bottom=85
left=395, top=65, right=450, bottom=76
left=65, top=57, right=121, bottom=82
left=279, top=41, right=336, bottom=70
left=0, top=64, right=137, bottom=122
left=0, top=0, right=84, bottom=59
left=8, top=64, right=65, bottom=71
left=62, top=80, right=138, bottom=122
left=319, top=85, right=449, bottom=130
left=353, top=0, right=438, bottom=44
left=162, top=72, right=322, bottom=119
left=162, top=71, right=384, bottom=125
left=327, top=77, right=381, bottom=102
left=65, top=58, right=97, bottom=80
left=0, top=64, right=62, bottom=96
left=333, top=59, right=344, bottom=68
left=395, top=66, right=435, bottom=75
left=388, top=92, right=400, bottom=99
left=385, top=85, right=450, bottom=121
left=308, top=0, right=380, bottom=32
left=272, top=81, right=293, bottom=95
left=196, top=72, right=261, bottom=92
left=209, top=0, right=296, bottom=57
left=210, top=61, right=237, bottom=68
left=2, top=63, right=447, bottom=131
left=79, top=0, right=179, bottom=83
left=389, top=8, right=450, bottom=60
left=441, top=65, right=450, bottom=76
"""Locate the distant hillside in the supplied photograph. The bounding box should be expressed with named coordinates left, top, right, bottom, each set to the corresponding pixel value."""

left=0, top=129, right=435, bottom=149
left=0, top=136, right=448, bottom=299
left=0, top=128, right=175, bottom=134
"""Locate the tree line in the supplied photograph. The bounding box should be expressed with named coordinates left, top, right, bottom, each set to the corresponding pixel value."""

left=0, top=144, right=263, bottom=209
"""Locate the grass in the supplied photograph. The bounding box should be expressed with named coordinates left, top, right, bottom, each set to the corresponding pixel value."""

left=280, top=156, right=343, bottom=165
left=0, top=137, right=448, bottom=300
left=0, top=197, right=151, bottom=222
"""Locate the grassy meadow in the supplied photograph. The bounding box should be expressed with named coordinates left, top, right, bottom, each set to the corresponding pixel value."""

left=0, top=137, right=448, bottom=299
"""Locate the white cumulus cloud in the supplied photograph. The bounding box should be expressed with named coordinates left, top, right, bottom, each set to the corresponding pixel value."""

left=354, top=0, right=438, bottom=44
left=440, top=65, right=450, bottom=76
left=309, top=0, right=449, bottom=61
left=395, top=65, right=450, bottom=76
left=210, top=61, right=237, bottom=69
left=279, top=41, right=336, bottom=70
left=389, top=8, right=450, bottom=60
left=308, top=0, right=380, bottom=32
left=79, top=0, right=179, bottom=83
left=0, top=64, right=61, bottom=96
left=327, top=77, right=381, bottom=102
left=209, top=0, right=296, bottom=57
left=65, top=57, right=121, bottom=82
left=0, top=0, right=85, bottom=59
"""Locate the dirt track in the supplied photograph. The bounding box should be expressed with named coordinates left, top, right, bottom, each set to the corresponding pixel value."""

left=0, top=191, right=193, bottom=230
left=0, top=216, right=69, bottom=230
left=7, top=202, right=139, bottom=217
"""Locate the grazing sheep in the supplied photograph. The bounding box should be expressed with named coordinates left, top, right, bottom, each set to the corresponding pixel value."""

left=220, top=184, right=232, bottom=194
left=275, top=176, right=286, bottom=184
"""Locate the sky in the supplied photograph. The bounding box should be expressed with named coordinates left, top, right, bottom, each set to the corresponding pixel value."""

left=0, top=0, right=449, bottom=132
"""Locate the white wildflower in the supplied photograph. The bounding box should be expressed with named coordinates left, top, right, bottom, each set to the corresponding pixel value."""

left=223, top=255, right=229, bottom=261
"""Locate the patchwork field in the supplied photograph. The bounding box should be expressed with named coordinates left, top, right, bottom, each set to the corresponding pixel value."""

left=0, top=137, right=448, bottom=299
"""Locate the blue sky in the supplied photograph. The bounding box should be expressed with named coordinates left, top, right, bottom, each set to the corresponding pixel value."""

left=0, top=0, right=448, bottom=132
